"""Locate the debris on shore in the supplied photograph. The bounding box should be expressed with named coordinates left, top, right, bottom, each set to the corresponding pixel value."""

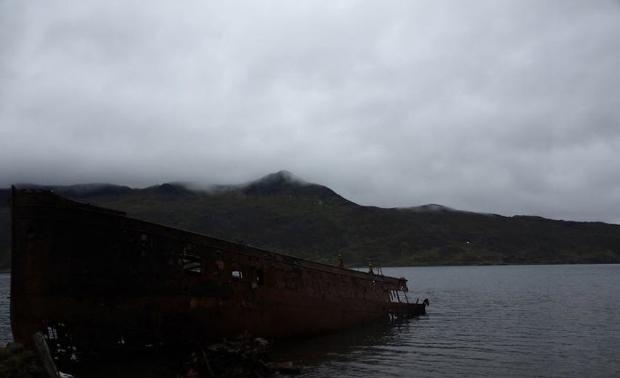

left=2, top=336, right=301, bottom=378
left=178, top=336, right=300, bottom=377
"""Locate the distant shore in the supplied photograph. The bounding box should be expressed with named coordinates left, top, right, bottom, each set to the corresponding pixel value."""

left=1, top=261, right=619, bottom=274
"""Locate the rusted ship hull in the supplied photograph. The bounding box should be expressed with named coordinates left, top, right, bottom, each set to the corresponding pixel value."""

left=10, top=188, right=426, bottom=352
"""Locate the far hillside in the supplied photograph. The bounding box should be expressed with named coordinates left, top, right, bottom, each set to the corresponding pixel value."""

left=1, top=170, right=620, bottom=270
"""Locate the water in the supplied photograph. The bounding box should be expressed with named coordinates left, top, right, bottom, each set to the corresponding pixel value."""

left=2, top=265, right=620, bottom=377
left=0, top=273, right=11, bottom=346
left=272, top=265, right=620, bottom=377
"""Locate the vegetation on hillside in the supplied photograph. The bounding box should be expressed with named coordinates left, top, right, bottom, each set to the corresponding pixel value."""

left=1, top=171, right=620, bottom=269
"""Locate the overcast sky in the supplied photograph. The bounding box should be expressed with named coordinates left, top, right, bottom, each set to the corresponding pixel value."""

left=2, top=1, right=620, bottom=222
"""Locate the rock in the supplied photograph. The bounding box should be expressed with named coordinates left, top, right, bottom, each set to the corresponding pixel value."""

left=7, top=343, right=24, bottom=354
left=179, top=336, right=301, bottom=377
left=0, top=343, right=46, bottom=378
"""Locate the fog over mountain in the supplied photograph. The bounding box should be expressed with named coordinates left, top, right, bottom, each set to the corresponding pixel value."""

left=3, top=170, right=620, bottom=269
left=2, top=1, right=620, bottom=223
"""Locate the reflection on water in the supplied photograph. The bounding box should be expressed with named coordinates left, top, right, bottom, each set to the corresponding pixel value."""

left=271, top=320, right=407, bottom=364
left=270, top=320, right=418, bottom=377
left=2, top=265, right=620, bottom=377
left=274, top=265, right=620, bottom=377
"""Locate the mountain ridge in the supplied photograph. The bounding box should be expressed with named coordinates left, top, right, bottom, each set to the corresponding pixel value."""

left=1, top=171, right=620, bottom=269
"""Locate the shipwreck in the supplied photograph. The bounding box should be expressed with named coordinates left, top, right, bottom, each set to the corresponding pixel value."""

left=10, top=187, right=427, bottom=359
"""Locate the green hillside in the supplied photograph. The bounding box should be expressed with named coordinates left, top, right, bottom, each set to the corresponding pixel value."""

left=1, top=171, right=620, bottom=270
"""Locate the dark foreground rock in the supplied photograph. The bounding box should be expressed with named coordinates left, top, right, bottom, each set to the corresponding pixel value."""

left=0, top=343, right=47, bottom=378
left=178, top=336, right=300, bottom=378
left=2, top=336, right=301, bottom=377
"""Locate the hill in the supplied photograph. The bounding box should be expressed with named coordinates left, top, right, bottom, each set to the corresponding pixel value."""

left=1, top=170, right=620, bottom=270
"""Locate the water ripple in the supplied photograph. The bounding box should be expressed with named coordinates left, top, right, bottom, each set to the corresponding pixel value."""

left=272, top=265, right=620, bottom=377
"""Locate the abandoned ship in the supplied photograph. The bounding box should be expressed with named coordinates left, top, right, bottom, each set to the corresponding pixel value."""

left=10, top=187, right=427, bottom=355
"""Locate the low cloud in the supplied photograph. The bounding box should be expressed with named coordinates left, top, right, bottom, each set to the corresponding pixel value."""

left=1, top=0, right=620, bottom=222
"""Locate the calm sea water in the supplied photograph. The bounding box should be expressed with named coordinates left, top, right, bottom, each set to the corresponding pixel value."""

left=2, top=265, right=620, bottom=377
left=0, top=273, right=10, bottom=346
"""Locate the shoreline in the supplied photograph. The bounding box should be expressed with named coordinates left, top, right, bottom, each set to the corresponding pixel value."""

left=1, top=261, right=619, bottom=274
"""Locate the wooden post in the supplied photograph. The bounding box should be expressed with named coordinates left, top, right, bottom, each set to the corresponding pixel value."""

left=32, top=332, right=60, bottom=378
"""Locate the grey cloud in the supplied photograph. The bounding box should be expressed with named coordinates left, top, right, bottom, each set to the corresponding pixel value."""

left=1, top=0, right=620, bottom=223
